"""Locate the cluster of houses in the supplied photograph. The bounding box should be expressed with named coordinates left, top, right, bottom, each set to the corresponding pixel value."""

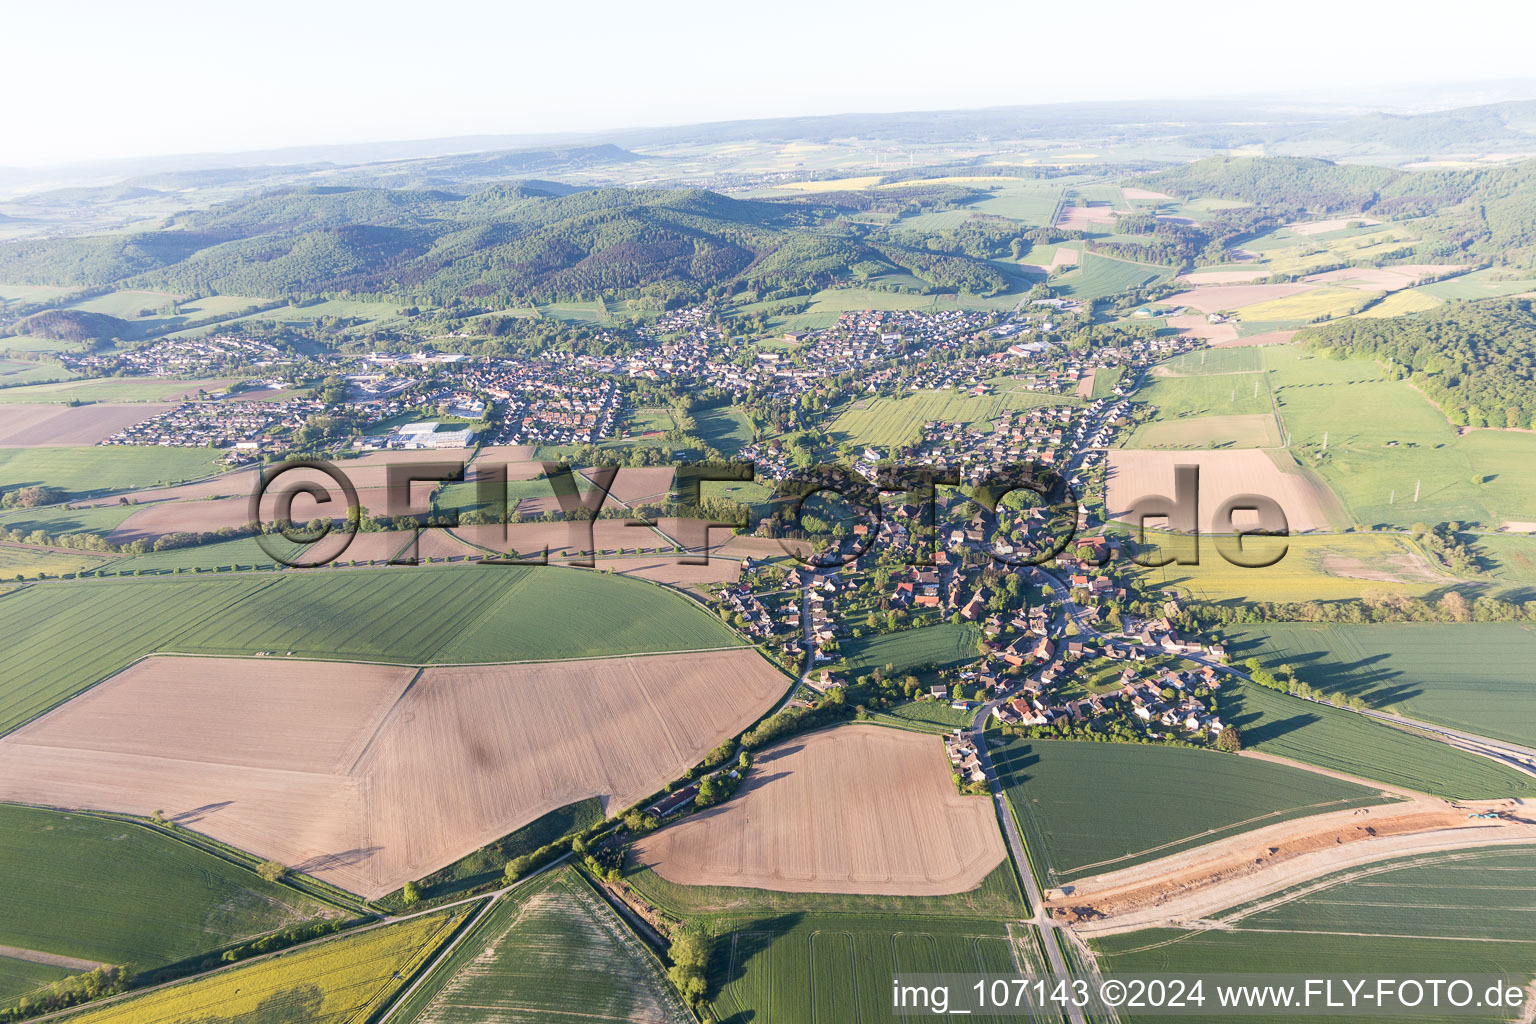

left=103, top=396, right=326, bottom=455
left=59, top=335, right=283, bottom=377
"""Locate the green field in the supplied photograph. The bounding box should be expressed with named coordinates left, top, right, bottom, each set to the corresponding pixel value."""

left=1088, top=365, right=1124, bottom=399
left=61, top=908, right=464, bottom=1024
left=0, top=502, right=138, bottom=538
left=839, top=622, right=984, bottom=677
left=0, top=377, right=229, bottom=404
left=1222, top=622, right=1536, bottom=748
left=1216, top=680, right=1536, bottom=799
left=1415, top=267, right=1536, bottom=301
left=0, top=543, right=117, bottom=580
left=0, top=357, right=76, bottom=388
left=1156, top=347, right=1265, bottom=375
left=991, top=738, right=1387, bottom=884
left=1265, top=345, right=1536, bottom=528
left=626, top=858, right=1027, bottom=922
left=1127, top=366, right=1279, bottom=448
left=829, top=387, right=1071, bottom=448
left=0, top=955, right=72, bottom=1006
left=65, top=290, right=185, bottom=318
left=0, top=446, right=227, bottom=499
left=710, top=914, right=1033, bottom=1024
left=0, top=804, right=332, bottom=969
left=1137, top=370, right=1272, bottom=419
left=104, top=535, right=319, bottom=573
left=168, top=297, right=409, bottom=338
left=1053, top=253, right=1172, bottom=302
left=1094, top=846, right=1536, bottom=1024
left=0, top=564, right=745, bottom=735
left=393, top=867, right=690, bottom=1024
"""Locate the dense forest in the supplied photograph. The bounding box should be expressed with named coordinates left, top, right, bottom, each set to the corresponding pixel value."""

left=1140, top=156, right=1536, bottom=262
left=0, top=183, right=1022, bottom=305
left=1298, top=298, right=1536, bottom=428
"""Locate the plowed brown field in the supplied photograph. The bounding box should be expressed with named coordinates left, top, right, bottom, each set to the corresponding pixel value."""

left=0, top=404, right=171, bottom=446
left=631, top=725, right=1006, bottom=895
left=1106, top=448, right=1337, bottom=533
left=0, top=650, right=789, bottom=897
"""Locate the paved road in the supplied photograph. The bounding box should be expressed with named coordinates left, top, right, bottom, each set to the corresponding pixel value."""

left=970, top=687, right=1086, bottom=1024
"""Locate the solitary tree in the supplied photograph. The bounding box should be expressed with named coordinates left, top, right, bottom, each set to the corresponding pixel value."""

left=256, top=860, right=287, bottom=883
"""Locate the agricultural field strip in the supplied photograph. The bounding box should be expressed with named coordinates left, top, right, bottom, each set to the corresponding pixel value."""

left=0, top=649, right=789, bottom=897
left=50, top=905, right=470, bottom=1024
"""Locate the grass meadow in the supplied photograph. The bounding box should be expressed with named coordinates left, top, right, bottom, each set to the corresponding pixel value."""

left=991, top=738, right=1386, bottom=884
left=1264, top=345, right=1536, bottom=528
left=838, top=622, right=984, bottom=678
left=0, top=804, right=331, bottom=968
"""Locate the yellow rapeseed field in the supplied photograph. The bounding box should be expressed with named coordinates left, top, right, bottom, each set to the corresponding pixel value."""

left=65, top=909, right=463, bottom=1023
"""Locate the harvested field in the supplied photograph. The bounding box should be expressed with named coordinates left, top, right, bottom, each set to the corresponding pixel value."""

left=103, top=450, right=539, bottom=545
left=1166, top=314, right=1239, bottom=344
left=0, top=650, right=788, bottom=898
left=1162, top=283, right=1311, bottom=314
left=1304, top=267, right=1424, bottom=292
left=1121, top=187, right=1173, bottom=201
left=1288, top=217, right=1380, bottom=235
left=632, top=725, right=1005, bottom=896
left=1048, top=795, right=1536, bottom=935
left=0, top=403, right=170, bottom=447
left=1128, top=413, right=1282, bottom=449
left=1022, top=245, right=1080, bottom=275
left=1213, top=328, right=1297, bottom=347
left=1105, top=448, right=1337, bottom=533
left=1074, top=370, right=1095, bottom=399
left=1055, top=203, right=1120, bottom=230
left=581, top=465, right=676, bottom=505
left=1176, top=269, right=1271, bottom=285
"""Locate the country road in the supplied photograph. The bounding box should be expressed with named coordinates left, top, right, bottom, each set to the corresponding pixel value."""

left=969, top=619, right=1087, bottom=1024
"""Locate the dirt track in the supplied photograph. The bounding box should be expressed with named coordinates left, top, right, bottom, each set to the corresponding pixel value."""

left=632, top=725, right=1006, bottom=896
left=1048, top=796, right=1536, bottom=935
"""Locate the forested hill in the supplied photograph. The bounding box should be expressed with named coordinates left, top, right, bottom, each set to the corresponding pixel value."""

left=1298, top=298, right=1536, bottom=429
left=1138, top=156, right=1536, bottom=258
left=0, top=182, right=1016, bottom=305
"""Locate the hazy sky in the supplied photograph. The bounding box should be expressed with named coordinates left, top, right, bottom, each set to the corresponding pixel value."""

left=7, top=0, right=1536, bottom=166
